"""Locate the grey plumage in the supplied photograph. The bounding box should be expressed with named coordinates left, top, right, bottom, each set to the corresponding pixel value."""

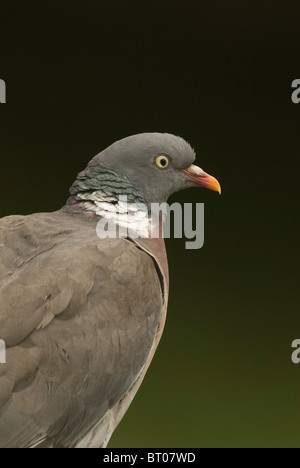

left=0, top=133, right=220, bottom=448
left=0, top=212, right=167, bottom=448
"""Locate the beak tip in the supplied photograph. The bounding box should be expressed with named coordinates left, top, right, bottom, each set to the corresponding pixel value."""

left=209, top=178, right=222, bottom=195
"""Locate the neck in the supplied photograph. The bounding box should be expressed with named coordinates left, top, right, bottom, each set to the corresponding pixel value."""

left=65, top=164, right=153, bottom=235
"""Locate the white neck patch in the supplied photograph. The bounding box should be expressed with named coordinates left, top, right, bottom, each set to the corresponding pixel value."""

left=77, top=191, right=152, bottom=238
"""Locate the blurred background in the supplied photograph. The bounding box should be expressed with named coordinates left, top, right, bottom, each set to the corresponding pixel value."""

left=0, top=0, right=299, bottom=448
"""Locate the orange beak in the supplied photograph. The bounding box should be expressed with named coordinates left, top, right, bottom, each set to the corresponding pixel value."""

left=181, top=164, right=221, bottom=194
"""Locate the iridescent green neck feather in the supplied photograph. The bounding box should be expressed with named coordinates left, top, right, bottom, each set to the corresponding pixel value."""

left=66, top=163, right=147, bottom=217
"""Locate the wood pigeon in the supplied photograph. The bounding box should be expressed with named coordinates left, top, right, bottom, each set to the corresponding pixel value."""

left=0, top=133, right=220, bottom=448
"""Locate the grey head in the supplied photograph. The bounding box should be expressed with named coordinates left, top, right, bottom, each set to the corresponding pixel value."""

left=67, top=132, right=220, bottom=213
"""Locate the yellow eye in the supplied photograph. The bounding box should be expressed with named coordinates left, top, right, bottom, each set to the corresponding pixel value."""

left=155, top=155, right=169, bottom=169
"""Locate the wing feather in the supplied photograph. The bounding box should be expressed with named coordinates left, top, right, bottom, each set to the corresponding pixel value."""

left=0, top=211, right=162, bottom=447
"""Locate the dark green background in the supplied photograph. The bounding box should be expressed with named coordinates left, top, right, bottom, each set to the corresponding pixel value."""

left=0, top=0, right=299, bottom=448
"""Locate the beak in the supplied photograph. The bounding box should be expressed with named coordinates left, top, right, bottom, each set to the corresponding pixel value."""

left=181, top=164, right=221, bottom=194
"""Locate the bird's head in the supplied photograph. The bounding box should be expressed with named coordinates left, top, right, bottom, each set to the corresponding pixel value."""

left=68, top=133, right=220, bottom=215
left=90, top=133, right=220, bottom=204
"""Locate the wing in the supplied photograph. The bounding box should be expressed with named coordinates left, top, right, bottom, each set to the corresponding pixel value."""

left=0, top=211, right=163, bottom=448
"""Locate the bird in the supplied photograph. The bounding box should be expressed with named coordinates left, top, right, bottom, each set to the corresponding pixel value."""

left=0, top=132, right=220, bottom=448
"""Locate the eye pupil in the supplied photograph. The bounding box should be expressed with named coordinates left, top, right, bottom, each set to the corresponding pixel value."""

left=160, top=158, right=167, bottom=166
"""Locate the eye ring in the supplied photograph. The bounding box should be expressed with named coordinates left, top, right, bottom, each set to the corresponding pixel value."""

left=155, top=155, right=169, bottom=169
